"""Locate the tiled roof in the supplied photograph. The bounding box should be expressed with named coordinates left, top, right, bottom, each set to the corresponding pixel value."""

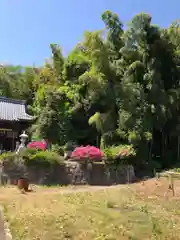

left=0, top=97, right=33, bottom=121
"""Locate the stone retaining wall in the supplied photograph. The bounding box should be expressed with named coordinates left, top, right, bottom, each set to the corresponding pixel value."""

left=0, top=160, right=135, bottom=186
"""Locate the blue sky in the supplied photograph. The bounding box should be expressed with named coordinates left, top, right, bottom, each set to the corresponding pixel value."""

left=1, top=0, right=179, bottom=66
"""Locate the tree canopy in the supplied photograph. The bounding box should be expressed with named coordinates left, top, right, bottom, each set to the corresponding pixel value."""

left=1, top=11, right=180, bottom=168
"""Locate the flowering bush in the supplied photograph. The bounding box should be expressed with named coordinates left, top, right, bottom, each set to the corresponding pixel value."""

left=104, top=145, right=136, bottom=158
left=27, top=141, right=47, bottom=151
left=71, top=145, right=104, bottom=161
left=104, top=145, right=136, bottom=165
left=117, top=145, right=136, bottom=158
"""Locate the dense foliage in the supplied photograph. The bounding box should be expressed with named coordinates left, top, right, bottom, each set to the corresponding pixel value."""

left=0, top=149, right=64, bottom=166
left=1, top=11, right=180, bottom=168
left=104, top=145, right=136, bottom=159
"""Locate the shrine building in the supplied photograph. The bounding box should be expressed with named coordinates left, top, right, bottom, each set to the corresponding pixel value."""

left=0, top=97, right=34, bottom=151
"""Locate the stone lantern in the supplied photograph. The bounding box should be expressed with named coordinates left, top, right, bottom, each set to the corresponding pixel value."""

left=19, top=131, right=28, bottom=146
left=16, top=131, right=28, bottom=154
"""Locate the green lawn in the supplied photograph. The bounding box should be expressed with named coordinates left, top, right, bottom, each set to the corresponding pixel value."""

left=0, top=180, right=180, bottom=239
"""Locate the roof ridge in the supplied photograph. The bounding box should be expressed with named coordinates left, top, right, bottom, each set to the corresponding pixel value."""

left=0, top=97, right=26, bottom=105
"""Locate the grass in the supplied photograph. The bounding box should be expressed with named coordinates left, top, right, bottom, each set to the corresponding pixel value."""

left=0, top=179, right=180, bottom=239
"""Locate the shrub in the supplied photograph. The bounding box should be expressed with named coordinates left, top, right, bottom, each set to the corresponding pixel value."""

left=0, top=152, right=17, bottom=162
left=51, top=144, right=65, bottom=156
left=174, top=168, right=180, bottom=173
left=0, top=148, right=64, bottom=167
left=104, top=145, right=136, bottom=165
left=27, top=151, right=64, bottom=166
left=71, top=146, right=104, bottom=161
left=20, top=148, right=39, bottom=157
left=103, top=147, right=119, bottom=159
left=104, top=145, right=136, bottom=158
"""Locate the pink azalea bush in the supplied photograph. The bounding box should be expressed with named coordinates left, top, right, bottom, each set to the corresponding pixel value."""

left=71, top=145, right=104, bottom=161
left=27, top=141, right=47, bottom=151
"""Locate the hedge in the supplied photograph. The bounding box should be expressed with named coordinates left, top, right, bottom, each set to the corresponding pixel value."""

left=0, top=148, right=64, bottom=167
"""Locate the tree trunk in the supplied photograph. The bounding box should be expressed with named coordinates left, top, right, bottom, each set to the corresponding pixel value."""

left=148, top=139, right=153, bottom=162
left=177, top=136, right=180, bottom=160
left=161, top=129, right=165, bottom=159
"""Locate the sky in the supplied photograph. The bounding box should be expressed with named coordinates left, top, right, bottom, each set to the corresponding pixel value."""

left=0, top=0, right=179, bottom=66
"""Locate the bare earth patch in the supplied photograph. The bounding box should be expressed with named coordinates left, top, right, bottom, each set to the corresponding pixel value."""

left=0, top=179, right=180, bottom=239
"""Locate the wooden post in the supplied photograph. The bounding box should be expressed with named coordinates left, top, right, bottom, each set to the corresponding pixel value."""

left=170, top=174, right=175, bottom=196
left=165, top=174, right=175, bottom=197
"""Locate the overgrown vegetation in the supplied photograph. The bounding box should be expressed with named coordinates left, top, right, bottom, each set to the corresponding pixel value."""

left=0, top=12, right=180, bottom=169
left=0, top=149, right=64, bottom=166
